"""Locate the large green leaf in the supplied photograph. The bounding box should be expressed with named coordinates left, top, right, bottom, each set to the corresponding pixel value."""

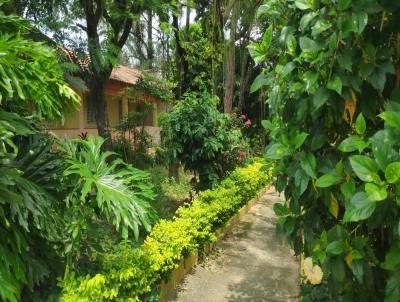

left=355, top=113, right=366, bottom=135
left=365, top=183, right=387, bottom=201
left=300, top=153, right=317, bottom=178
left=349, top=155, right=379, bottom=182
left=250, top=73, right=271, bottom=93
left=312, top=86, right=330, bottom=111
left=338, top=135, right=368, bottom=153
left=327, top=75, right=343, bottom=95
left=385, top=162, right=400, bottom=184
left=343, top=192, right=376, bottom=222
left=265, top=143, right=289, bottom=160
left=326, top=241, right=346, bottom=255
left=379, top=112, right=400, bottom=128
left=351, top=11, right=368, bottom=34
left=316, top=173, right=342, bottom=187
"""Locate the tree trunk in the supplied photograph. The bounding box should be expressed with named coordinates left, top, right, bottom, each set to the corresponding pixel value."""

left=238, top=52, right=252, bottom=112
left=168, top=161, right=180, bottom=182
left=147, top=10, right=154, bottom=69
left=223, top=1, right=238, bottom=114
left=88, top=75, right=113, bottom=149
left=172, top=13, right=189, bottom=98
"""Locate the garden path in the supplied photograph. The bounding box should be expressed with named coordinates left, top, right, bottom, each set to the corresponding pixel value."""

left=168, top=188, right=300, bottom=302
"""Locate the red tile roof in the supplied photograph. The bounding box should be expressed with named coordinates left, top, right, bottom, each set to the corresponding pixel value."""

left=109, top=65, right=143, bottom=85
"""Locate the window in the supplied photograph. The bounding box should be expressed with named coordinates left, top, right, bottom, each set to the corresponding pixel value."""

left=87, top=95, right=96, bottom=123
left=128, top=101, right=154, bottom=126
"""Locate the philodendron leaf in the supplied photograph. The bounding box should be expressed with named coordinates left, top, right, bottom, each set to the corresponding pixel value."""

left=316, top=174, right=342, bottom=187
left=343, top=192, right=376, bottom=222
left=355, top=113, right=366, bottom=135
left=385, top=162, right=400, bottom=184
left=338, top=135, right=368, bottom=152
left=349, top=155, right=379, bottom=182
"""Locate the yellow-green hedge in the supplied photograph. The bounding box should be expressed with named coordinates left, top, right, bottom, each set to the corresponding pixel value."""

left=61, top=162, right=271, bottom=302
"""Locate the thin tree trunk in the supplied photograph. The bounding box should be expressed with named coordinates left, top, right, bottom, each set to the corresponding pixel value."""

left=88, top=75, right=112, bottom=149
left=147, top=10, right=154, bottom=69
left=186, top=2, right=190, bottom=34
left=238, top=53, right=252, bottom=112
left=172, top=14, right=189, bottom=98
left=223, top=1, right=238, bottom=113
left=168, top=161, right=180, bottom=182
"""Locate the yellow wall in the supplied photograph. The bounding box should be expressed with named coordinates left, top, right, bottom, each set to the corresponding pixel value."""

left=48, top=82, right=163, bottom=131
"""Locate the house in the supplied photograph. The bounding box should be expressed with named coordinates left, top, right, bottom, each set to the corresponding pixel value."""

left=46, top=65, right=166, bottom=143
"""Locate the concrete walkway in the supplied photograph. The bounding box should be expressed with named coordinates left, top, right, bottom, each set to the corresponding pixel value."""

left=168, top=188, right=299, bottom=302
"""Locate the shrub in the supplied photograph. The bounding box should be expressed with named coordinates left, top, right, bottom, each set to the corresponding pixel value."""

left=60, top=161, right=272, bottom=301
left=252, top=0, right=400, bottom=301
left=160, top=91, right=243, bottom=189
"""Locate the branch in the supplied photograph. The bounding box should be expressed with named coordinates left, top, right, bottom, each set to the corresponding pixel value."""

left=117, top=18, right=133, bottom=48
left=76, top=23, right=87, bottom=31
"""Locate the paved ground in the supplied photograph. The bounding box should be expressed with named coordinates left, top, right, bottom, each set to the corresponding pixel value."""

left=168, top=188, right=300, bottom=302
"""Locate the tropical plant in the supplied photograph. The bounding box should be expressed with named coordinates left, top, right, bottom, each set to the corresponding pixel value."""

left=57, top=135, right=157, bottom=273
left=251, top=0, right=400, bottom=300
left=160, top=91, right=243, bottom=189
left=0, top=8, right=156, bottom=301
left=60, top=161, right=271, bottom=302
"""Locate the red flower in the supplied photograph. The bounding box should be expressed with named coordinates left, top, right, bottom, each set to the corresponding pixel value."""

left=241, top=114, right=247, bottom=120
left=239, top=150, right=246, bottom=159
left=246, top=119, right=252, bottom=126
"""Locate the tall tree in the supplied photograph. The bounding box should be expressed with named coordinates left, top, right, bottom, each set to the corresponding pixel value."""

left=20, top=0, right=165, bottom=148
left=223, top=0, right=238, bottom=113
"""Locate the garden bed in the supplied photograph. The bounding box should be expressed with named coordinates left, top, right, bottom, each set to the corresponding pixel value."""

left=60, top=161, right=272, bottom=302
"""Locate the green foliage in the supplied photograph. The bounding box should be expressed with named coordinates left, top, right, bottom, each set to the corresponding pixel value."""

left=113, top=101, right=155, bottom=169
left=122, top=73, right=174, bottom=104
left=0, top=8, right=79, bottom=119
left=0, top=9, right=157, bottom=300
left=160, top=91, right=243, bottom=189
left=60, top=161, right=272, bottom=302
left=252, top=0, right=400, bottom=300
left=57, top=136, right=157, bottom=264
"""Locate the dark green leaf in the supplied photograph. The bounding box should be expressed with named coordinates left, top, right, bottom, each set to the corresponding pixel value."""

left=327, top=75, right=342, bottom=95
left=301, top=153, right=317, bottom=178
left=313, top=86, right=330, bottom=111
left=294, top=132, right=308, bottom=149
left=351, top=11, right=368, bottom=34
left=326, top=241, right=346, bottom=255
left=250, top=73, right=271, bottom=93
left=343, top=192, right=376, bottom=222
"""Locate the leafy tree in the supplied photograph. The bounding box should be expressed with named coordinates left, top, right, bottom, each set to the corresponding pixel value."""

left=18, top=0, right=168, bottom=149
left=252, top=0, right=400, bottom=300
left=160, top=91, right=243, bottom=189
left=0, top=9, right=156, bottom=301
